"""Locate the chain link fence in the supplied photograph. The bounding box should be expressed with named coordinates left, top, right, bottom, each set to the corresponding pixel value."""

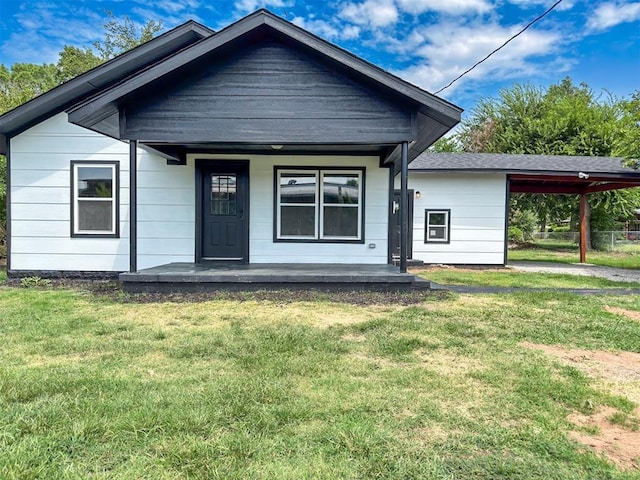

left=532, top=231, right=640, bottom=252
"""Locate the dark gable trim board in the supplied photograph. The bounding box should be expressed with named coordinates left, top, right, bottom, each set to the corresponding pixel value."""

left=272, top=165, right=366, bottom=244
left=69, top=160, right=120, bottom=239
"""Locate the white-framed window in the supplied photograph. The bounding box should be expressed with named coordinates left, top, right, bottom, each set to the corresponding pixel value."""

left=425, top=209, right=450, bottom=243
left=276, top=168, right=364, bottom=242
left=71, top=161, right=119, bottom=237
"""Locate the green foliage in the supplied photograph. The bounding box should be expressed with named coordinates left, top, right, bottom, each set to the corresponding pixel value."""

left=93, top=13, right=162, bottom=60
left=56, top=46, right=101, bottom=83
left=458, top=78, right=640, bottom=247
left=429, top=135, right=461, bottom=152
left=507, top=226, right=524, bottom=243
left=19, top=276, right=52, bottom=288
left=0, top=14, right=162, bottom=252
left=509, top=207, right=537, bottom=242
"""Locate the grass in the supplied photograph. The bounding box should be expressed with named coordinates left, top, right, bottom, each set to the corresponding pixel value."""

left=1, top=280, right=640, bottom=478
left=509, top=240, right=640, bottom=270
left=413, top=267, right=640, bottom=289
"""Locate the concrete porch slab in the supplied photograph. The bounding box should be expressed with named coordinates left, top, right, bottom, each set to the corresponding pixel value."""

left=119, top=263, right=428, bottom=292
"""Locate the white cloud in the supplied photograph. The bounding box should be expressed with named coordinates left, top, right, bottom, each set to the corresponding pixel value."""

left=292, top=15, right=361, bottom=40
left=586, top=1, right=640, bottom=31
left=235, top=0, right=294, bottom=13
left=340, top=0, right=398, bottom=28
left=397, top=0, right=492, bottom=15
left=506, top=0, right=575, bottom=10
left=395, top=21, right=565, bottom=94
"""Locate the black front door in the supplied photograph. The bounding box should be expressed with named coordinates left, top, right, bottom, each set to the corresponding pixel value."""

left=200, top=163, right=249, bottom=261
left=390, top=189, right=414, bottom=260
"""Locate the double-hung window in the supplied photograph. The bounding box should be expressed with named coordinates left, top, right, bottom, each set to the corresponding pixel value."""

left=71, top=161, right=119, bottom=237
left=276, top=168, right=363, bottom=242
left=425, top=209, right=450, bottom=243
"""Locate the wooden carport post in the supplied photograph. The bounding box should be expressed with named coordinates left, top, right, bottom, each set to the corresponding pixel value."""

left=579, top=191, right=587, bottom=264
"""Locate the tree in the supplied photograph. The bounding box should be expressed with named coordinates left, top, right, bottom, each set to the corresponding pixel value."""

left=457, top=78, right=640, bottom=248
left=0, top=14, right=162, bottom=256
left=93, top=13, right=162, bottom=61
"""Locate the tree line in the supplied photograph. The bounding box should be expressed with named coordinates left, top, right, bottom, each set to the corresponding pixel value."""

left=0, top=16, right=161, bottom=255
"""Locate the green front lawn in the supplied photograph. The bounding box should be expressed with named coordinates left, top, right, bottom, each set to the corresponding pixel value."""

left=414, top=267, right=640, bottom=289
left=509, top=240, right=640, bottom=270
left=1, top=282, right=639, bottom=478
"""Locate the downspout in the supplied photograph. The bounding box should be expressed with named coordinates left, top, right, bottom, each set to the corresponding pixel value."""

left=129, top=140, right=138, bottom=272
left=400, top=141, right=409, bottom=273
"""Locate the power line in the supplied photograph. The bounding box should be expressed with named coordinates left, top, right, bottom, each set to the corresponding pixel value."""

left=434, top=0, right=564, bottom=94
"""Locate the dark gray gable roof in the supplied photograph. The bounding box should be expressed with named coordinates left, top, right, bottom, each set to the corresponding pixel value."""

left=411, top=152, right=640, bottom=177
left=0, top=20, right=213, bottom=154
left=66, top=9, right=462, bottom=158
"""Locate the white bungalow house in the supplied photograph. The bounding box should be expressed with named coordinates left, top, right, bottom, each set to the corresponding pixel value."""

left=0, top=10, right=461, bottom=288
left=2, top=10, right=638, bottom=289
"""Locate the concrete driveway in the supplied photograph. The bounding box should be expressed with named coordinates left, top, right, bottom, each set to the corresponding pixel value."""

left=509, top=261, right=640, bottom=284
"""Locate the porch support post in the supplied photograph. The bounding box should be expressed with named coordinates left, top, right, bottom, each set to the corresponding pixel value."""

left=388, top=162, right=395, bottom=265
left=579, top=191, right=587, bottom=264
left=400, top=141, right=409, bottom=273
left=129, top=140, right=138, bottom=273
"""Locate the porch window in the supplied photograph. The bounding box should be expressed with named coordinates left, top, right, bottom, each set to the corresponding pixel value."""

left=71, top=161, right=119, bottom=237
left=425, top=209, right=450, bottom=243
left=276, top=168, right=363, bottom=242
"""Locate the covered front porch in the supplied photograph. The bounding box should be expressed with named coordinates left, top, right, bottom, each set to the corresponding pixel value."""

left=119, top=263, right=428, bottom=292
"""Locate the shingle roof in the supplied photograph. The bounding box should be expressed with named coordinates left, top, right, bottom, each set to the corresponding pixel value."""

left=410, top=152, right=640, bottom=176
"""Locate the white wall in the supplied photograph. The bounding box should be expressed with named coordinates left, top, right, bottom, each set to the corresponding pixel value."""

left=189, top=154, right=389, bottom=264
left=9, top=114, right=389, bottom=272
left=399, top=172, right=507, bottom=265
left=10, top=113, right=195, bottom=272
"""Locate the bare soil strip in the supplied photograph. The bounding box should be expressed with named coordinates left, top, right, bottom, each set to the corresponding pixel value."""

left=520, top=342, right=640, bottom=470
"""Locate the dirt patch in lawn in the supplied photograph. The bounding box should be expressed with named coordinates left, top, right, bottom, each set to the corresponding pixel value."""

left=520, top=342, right=640, bottom=384
left=521, top=342, right=640, bottom=470
left=568, top=406, right=640, bottom=471
left=604, top=306, right=640, bottom=323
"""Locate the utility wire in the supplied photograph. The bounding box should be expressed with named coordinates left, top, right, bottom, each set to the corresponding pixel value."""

left=434, top=0, right=564, bottom=94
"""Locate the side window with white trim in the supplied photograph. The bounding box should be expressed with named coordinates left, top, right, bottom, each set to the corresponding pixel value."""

left=425, top=209, right=450, bottom=243
left=71, top=161, right=119, bottom=237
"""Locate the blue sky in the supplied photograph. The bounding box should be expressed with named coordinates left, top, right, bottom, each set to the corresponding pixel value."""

left=0, top=0, right=638, bottom=114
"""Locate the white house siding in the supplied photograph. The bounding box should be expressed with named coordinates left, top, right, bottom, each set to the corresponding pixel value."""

left=10, top=113, right=195, bottom=272
left=401, top=173, right=507, bottom=265
left=189, top=154, right=390, bottom=264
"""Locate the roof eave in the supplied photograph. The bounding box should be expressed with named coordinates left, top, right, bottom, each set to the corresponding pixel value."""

left=0, top=20, right=214, bottom=154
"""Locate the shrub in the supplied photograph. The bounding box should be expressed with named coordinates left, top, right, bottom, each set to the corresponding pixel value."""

left=508, top=226, right=524, bottom=243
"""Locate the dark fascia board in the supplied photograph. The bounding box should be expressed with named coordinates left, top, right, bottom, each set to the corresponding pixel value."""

left=68, top=10, right=462, bottom=133
left=0, top=20, right=213, bottom=154
left=408, top=168, right=640, bottom=180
